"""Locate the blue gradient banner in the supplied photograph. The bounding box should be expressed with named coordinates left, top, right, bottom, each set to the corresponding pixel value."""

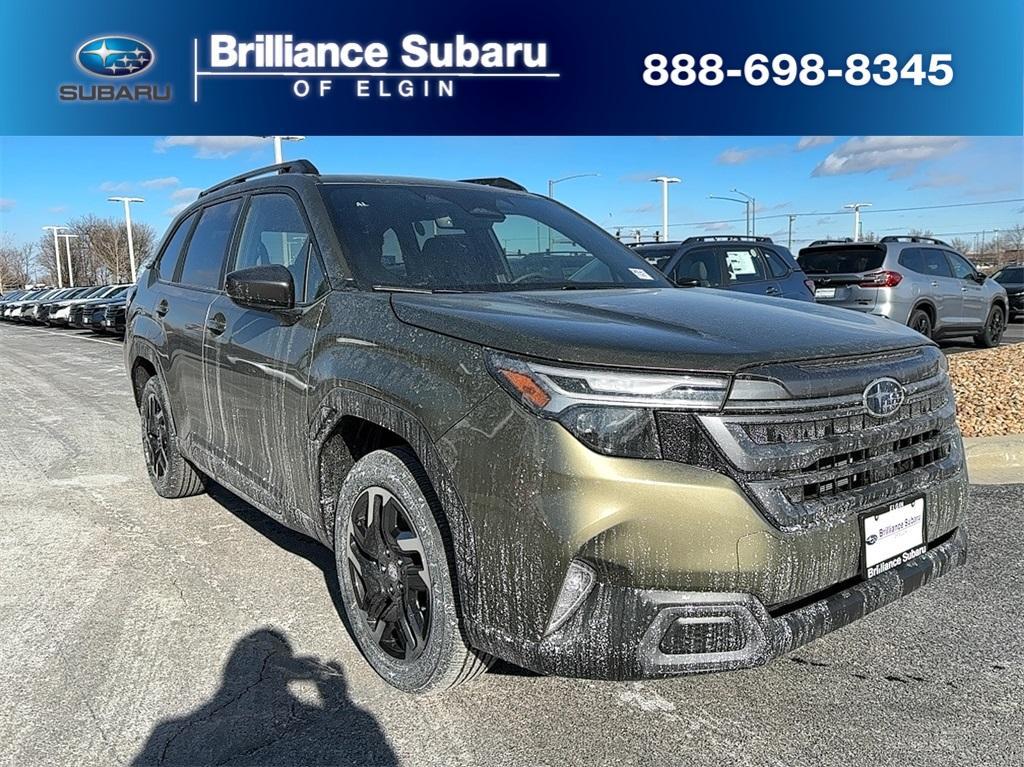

left=1, top=0, right=1020, bottom=135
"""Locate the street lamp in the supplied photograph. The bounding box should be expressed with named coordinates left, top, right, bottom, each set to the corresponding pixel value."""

left=731, top=188, right=756, bottom=236
left=844, top=202, right=872, bottom=241
left=650, top=176, right=681, bottom=242
left=266, top=135, right=305, bottom=164
left=58, top=233, right=79, bottom=287
left=708, top=195, right=749, bottom=236
left=42, top=226, right=67, bottom=287
left=547, top=173, right=600, bottom=198
left=108, top=196, right=145, bottom=282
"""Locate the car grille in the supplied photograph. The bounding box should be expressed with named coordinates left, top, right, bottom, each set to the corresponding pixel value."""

left=658, top=346, right=963, bottom=531
left=104, top=304, right=119, bottom=320
left=69, top=306, right=84, bottom=324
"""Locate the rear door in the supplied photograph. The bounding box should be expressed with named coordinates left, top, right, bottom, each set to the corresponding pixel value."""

left=719, top=246, right=783, bottom=297
left=917, top=247, right=963, bottom=327
left=159, top=198, right=242, bottom=458
left=668, top=247, right=725, bottom=288
left=761, top=245, right=812, bottom=300
left=204, top=191, right=328, bottom=519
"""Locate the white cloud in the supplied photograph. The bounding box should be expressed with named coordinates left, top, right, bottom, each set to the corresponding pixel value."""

left=154, top=136, right=268, bottom=159
left=98, top=180, right=132, bottom=193
left=701, top=221, right=733, bottom=232
left=812, top=136, right=968, bottom=177
left=163, top=202, right=192, bottom=218
left=170, top=186, right=203, bottom=202
left=717, top=147, right=760, bottom=165
left=0, top=198, right=14, bottom=212
left=140, top=176, right=180, bottom=189
left=795, top=136, right=834, bottom=151
left=908, top=173, right=969, bottom=190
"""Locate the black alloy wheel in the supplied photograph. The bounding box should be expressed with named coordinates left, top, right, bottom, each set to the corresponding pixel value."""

left=143, top=390, right=170, bottom=481
left=346, top=486, right=432, bottom=661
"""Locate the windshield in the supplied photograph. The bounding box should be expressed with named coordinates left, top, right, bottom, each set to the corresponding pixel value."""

left=994, top=267, right=1023, bottom=284
left=321, top=184, right=669, bottom=292
left=798, top=247, right=886, bottom=275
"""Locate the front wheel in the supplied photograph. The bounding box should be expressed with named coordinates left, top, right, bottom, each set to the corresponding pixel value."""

left=908, top=308, right=933, bottom=339
left=334, top=447, right=491, bottom=694
left=974, top=305, right=1006, bottom=348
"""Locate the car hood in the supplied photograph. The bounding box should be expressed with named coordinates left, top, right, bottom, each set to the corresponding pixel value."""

left=391, top=287, right=929, bottom=373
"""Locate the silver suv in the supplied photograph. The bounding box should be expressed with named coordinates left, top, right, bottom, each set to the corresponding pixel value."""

left=798, top=236, right=1009, bottom=347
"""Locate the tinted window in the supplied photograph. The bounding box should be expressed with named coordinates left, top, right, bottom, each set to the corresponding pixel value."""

left=177, top=200, right=241, bottom=289
left=762, top=248, right=792, bottom=278
left=155, top=212, right=197, bottom=280
left=723, top=248, right=768, bottom=284
left=798, top=247, right=885, bottom=274
left=946, top=251, right=975, bottom=280
left=321, top=184, right=670, bottom=291
left=899, top=248, right=926, bottom=274
left=305, top=249, right=328, bottom=302
left=634, top=246, right=679, bottom=271
left=995, top=267, right=1024, bottom=284
left=672, top=248, right=723, bottom=287
left=234, top=194, right=311, bottom=300
left=920, top=248, right=953, bottom=278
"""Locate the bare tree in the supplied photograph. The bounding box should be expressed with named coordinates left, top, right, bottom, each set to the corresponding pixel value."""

left=0, top=238, right=37, bottom=291
left=57, top=214, right=157, bottom=284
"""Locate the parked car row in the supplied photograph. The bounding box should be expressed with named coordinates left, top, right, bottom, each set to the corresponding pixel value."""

left=630, top=234, right=1010, bottom=348
left=0, top=283, right=132, bottom=334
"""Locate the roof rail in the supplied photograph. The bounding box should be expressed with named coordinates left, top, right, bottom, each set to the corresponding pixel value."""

left=682, top=235, right=774, bottom=244
left=630, top=240, right=683, bottom=247
left=879, top=235, right=950, bottom=246
left=458, top=177, right=527, bottom=192
left=806, top=238, right=856, bottom=247
left=199, top=159, right=320, bottom=198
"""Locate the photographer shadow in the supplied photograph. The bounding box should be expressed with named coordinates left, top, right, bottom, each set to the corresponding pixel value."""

left=132, top=628, right=398, bottom=766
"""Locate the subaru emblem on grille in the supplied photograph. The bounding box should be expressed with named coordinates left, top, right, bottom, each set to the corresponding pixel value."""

left=862, top=377, right=905, bottom=418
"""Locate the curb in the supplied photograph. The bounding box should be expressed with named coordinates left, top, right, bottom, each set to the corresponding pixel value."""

left=963, top=435, right=1024, bottom=485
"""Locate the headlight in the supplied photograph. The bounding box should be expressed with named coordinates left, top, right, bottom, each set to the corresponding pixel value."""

left=485, top=351, right=729, bottom=458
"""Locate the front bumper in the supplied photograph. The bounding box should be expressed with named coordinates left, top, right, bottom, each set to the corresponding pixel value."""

left=528, top=526, right=965, bottom=679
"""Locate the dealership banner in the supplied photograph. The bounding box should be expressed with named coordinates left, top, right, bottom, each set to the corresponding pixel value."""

left=1, top=0, right=1021, bottom=135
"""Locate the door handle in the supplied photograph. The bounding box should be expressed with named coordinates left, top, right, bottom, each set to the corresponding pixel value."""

left=155, top=299, right=169, bottom=317
left=765, top=286, right=781, bottom=296
left=930, top=281, right=940, bottom=288
left=206, top=313, right=227, bottom=336
left=961, top=286, right=968, bottom=292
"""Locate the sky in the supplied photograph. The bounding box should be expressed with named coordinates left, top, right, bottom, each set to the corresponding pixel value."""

left=0, top=135, right=1021, bottom=254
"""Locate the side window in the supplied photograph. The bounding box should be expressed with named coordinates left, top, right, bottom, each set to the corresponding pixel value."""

left=153, top=212, right=196, bottom=280
left=722, top=247, right=769, bottom=284
left=762, top=248, right=791, bottom=278
left=920, top=248, right=953, bottom=278
left=946, top=252, right=976, bottom=280
left=672, top=248, right=724, bottom=287
left=304, top=247, right=328, bottom=302
left=899, top=247, right=926, bottom=274
left=234, top=194, right=311, bottom=298
left=177, top=199, right=242, bottom=289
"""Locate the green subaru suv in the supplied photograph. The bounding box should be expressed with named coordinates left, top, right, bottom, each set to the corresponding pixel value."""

left=125, top=161, right=967, bottom=693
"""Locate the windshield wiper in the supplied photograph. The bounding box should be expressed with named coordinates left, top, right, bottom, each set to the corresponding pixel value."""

left=372, top=284, right=469, bottom=294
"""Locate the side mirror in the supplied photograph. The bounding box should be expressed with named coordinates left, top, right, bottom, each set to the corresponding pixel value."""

left=972, top=272, right=987, bottom=284
left=225, top=264, right=295, bottom=310
left=672, top=276, right=702, bottom=288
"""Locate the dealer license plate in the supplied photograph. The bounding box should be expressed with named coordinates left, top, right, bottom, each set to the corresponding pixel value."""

left=861, top=497, right=926, bottom=578
left=814, top=287, right=837, bottom=299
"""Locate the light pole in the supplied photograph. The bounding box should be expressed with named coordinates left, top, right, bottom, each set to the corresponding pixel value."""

left=731, top=188, right=756, bottom=236
left=42, top=226, right=67, bottom=287
left=650, top=177, right=680, bottom=242
left=708, top=195, right=749, bottom=236
left=788, top=214, right=797, bottom=249
left=108, top=196, right=145, bottom=282
left=844, top=203, right=872, bottom=241
left=547, top=172, right=600, bottom=199
left=267, top=135, right=305, bottom=164
left=58, top=233, right=79, bottom=287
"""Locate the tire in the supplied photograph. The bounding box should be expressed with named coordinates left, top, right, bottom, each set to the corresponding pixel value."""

left=908, top=308, right=933, bottom=339
left=334, top=447, right=492, bottom=694
left=974, top=305, right=1006, bottom=348
left=139, top=376, right=206, bottom=499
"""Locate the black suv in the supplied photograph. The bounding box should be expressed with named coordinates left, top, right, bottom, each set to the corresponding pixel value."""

left=631, top=236, right=814, bottom=301
left=127, top=161, right=966, bottom=693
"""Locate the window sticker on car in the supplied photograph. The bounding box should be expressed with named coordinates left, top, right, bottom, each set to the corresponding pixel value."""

left=725, top=250, right=758, bottom=276
left=629, top=267, right=655, bottom=280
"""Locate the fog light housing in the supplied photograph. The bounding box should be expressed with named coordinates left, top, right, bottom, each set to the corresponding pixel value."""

left=544, top=559, right=596, bottom=636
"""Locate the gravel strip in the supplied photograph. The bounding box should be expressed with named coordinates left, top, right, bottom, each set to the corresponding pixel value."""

left=947, top=343, right=1024, bottom=437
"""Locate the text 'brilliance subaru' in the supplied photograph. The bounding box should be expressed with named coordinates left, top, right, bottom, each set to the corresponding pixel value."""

left=125, top=161, right=967, bottom=693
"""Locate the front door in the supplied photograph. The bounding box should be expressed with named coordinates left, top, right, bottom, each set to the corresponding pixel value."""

left=203, top=191, right=329, bottom=524
left=946, top=250, right=986, bottom=327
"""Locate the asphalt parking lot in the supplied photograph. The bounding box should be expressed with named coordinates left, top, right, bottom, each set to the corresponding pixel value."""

left=1, top=322, right=1023, bottom=767
left=939, top=314, right=1024, bottom=355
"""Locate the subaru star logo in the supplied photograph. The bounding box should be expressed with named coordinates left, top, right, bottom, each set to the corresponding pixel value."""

left=76, top=36, right=154, bottom=78
left=862, top=377, right=905, bottom=419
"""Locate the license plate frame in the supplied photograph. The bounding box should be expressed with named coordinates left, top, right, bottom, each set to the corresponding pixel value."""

left=860, top=496, right=927, bottom=579
left=814, top=287, right=837, bottom=299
